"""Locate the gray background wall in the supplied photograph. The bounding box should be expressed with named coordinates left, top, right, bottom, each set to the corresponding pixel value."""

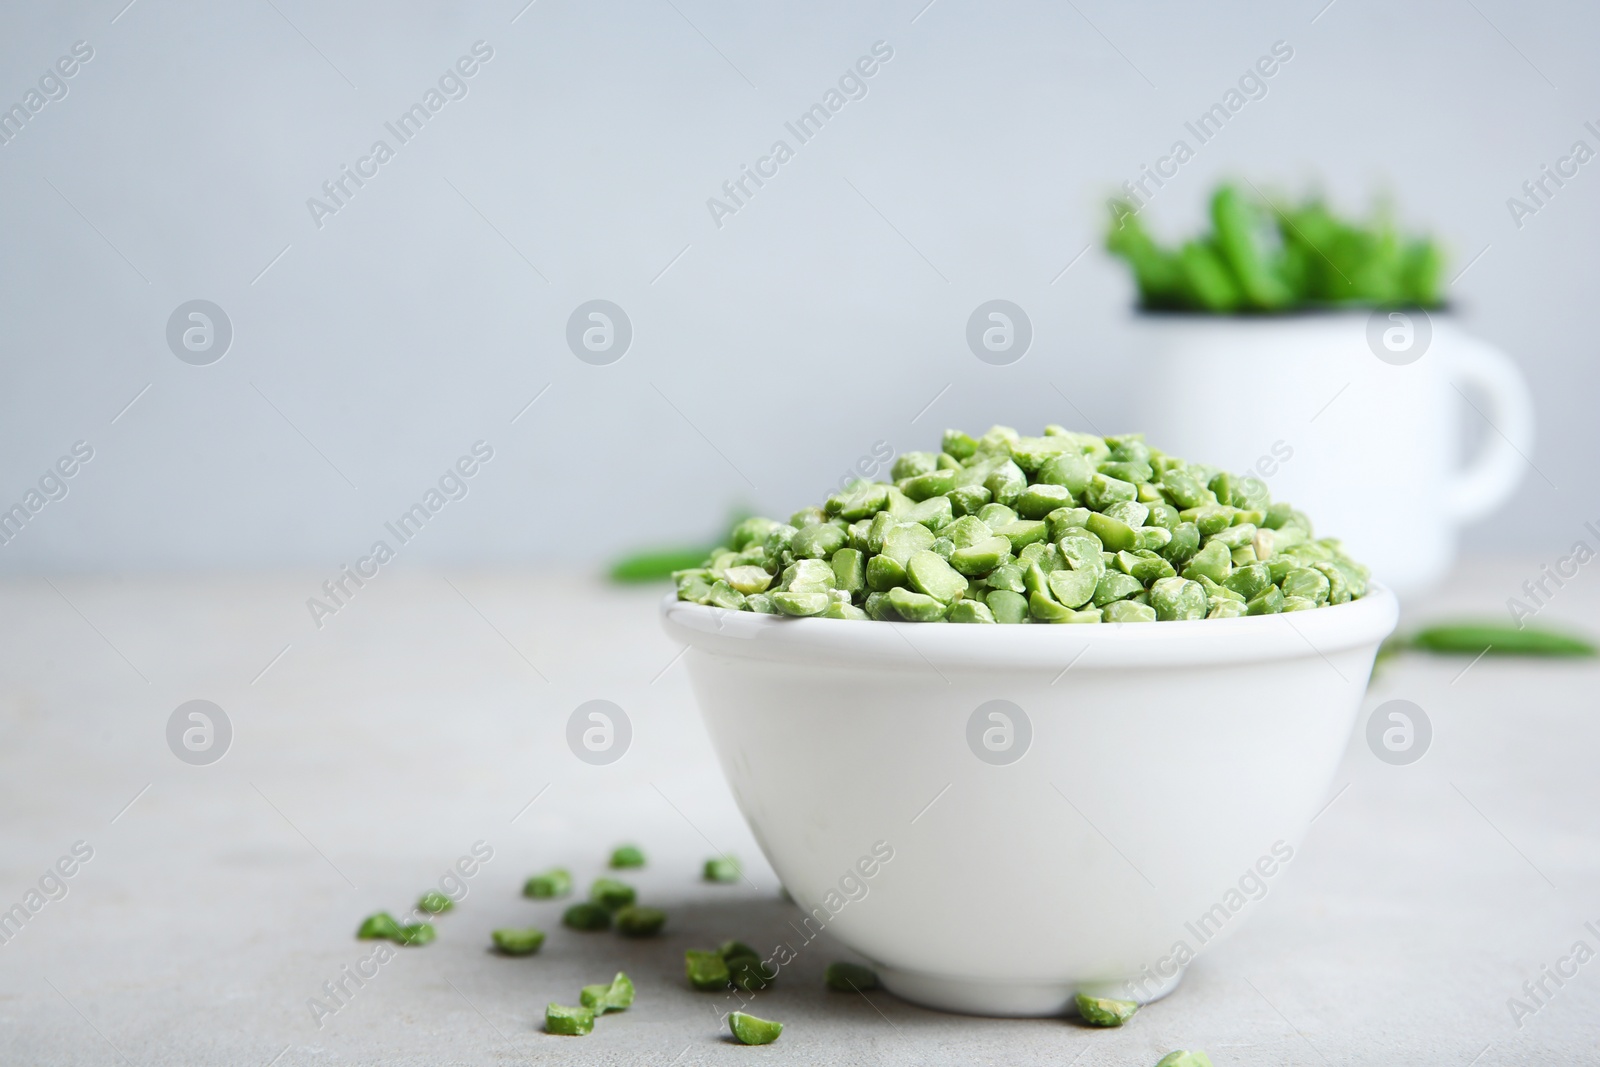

left=0, top=0, right=1593, bottom=573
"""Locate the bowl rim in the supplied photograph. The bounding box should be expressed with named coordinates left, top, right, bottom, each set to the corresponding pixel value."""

left=660, top=585, right=1399, bottom=672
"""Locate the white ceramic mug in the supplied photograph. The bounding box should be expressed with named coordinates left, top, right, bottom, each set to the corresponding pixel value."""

left=1136, top=311, right=1535, bottom=596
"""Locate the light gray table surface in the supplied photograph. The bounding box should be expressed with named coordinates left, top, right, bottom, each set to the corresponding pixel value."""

left=1, top=558, right=1596, bottom=1066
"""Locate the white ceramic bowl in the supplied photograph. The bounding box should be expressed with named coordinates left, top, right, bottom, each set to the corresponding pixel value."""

left=661, top=588, right=1398, bottom=1016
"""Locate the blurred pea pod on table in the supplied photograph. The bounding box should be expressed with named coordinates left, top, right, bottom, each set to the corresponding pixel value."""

left=1106, top=182, right=1445, bottom=312
left=1378, top=621, right=1597, bottom=666
left=608, top=509, right=751, bottom=583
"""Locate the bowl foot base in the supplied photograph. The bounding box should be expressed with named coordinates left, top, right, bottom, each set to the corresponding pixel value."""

left=876, top=964, right=1185, bottom=1017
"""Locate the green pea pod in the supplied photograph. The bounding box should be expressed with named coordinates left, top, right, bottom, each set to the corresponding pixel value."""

left=1404, top=622, right=1596, bottom=658
left=1177, top=239, right=1243, bottom=313
left=1105, top=199, right=1185, bottom=307
left=1401, top=237, right=1444, bottom=306
left=1210, top=185, right=1292, bottom=310
left=1347, top=220, right=1405, bottom=305
left=1275, top=199, right=1350, bottom=302
left=609, top=547, right=713, bottom=583
left=1104, top=183, right=1447, bottom=313
left=610, top=510, right=753, bottom=582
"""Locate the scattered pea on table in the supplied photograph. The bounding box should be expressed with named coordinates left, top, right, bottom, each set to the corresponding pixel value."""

left=609, top=844, right=647, bottom=869
left=704, top=855, right=741, bottom=883
left=718, top=939, right=760, bottom=961
left=579, top=972, right=635, bottom=1015
left=357, top=912, right=433, bottom=946
left=416, top=890, right=453, bottom=914
left=726, top=955, right=777, bottom=993
left=357, top=912, right=401, bottom=940
left=685, top=949, right=731, bottom=991
left=491, top=927, right=546, bottom=956
left=615, top=905, right=666, bottom=938
left=728, top=1011, right=784, bottom=1045
left=545, top=1003, right=595, bottom=1036
left=714, top=940, right=776, bottom=992
left=393, top=923, right=435, bottom=946
left=523, top=868, right=572, bottom=899
left=588, top=878, right=636, bottom=910
left=1074, top=992, right=1139, bottom=1027
left=562, top=902, right=612, bottom=932
left=824, top=961, right=880, bottom=992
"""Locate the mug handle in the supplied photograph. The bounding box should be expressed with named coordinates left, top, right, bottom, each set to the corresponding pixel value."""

left=1445, top=340, right=1536, bottom=524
